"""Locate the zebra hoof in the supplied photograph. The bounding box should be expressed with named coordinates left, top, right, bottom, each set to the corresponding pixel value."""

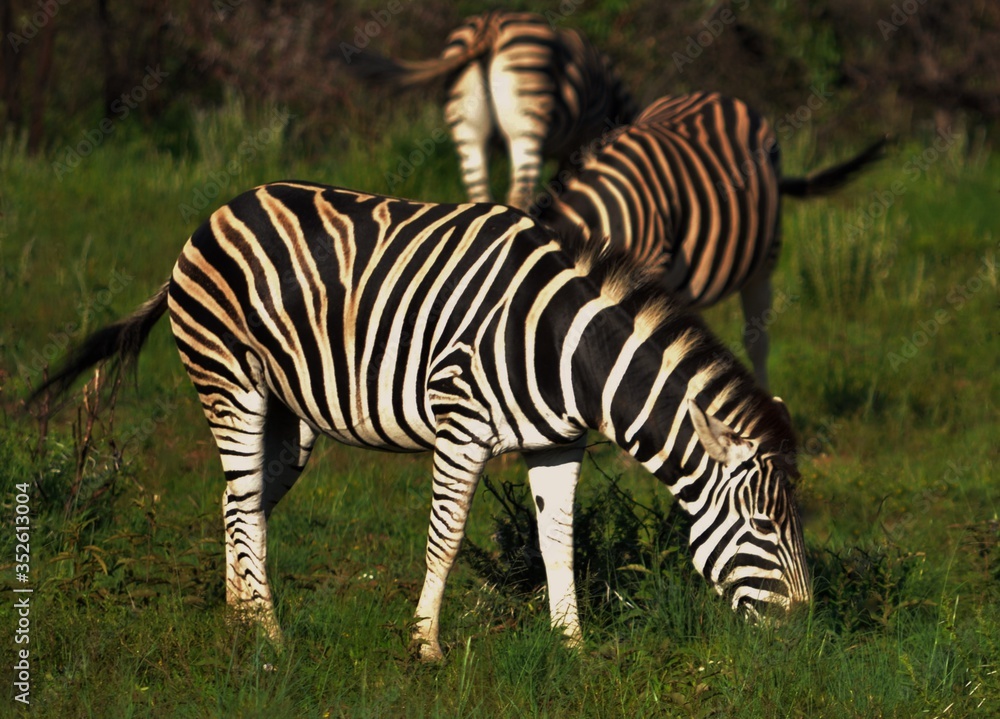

left=227, top=603, right=285, bottom=649
left=412, top=639, right=445, bottom=663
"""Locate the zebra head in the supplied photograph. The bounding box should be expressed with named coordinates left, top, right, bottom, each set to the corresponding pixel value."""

left=685, top=399, right=811, bottom=619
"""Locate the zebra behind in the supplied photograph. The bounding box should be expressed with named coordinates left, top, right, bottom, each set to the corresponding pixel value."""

left=35, top=182, right=810, bottom=661
left=533, top=92, right=886, bottom=388
left=341, top=10, right=637, bottom=210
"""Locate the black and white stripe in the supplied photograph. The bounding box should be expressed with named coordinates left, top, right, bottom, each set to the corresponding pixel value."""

left=343, top=10, right=637, bottom=210
left=534, top=92, right=886, bottom=388
left=36, top=181, right=809, bottom=660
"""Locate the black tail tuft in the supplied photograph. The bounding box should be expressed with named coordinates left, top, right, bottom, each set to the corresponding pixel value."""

left=28, top=282, right=171, bottom=410
left=780, top=136, right=890, bottom=198
left=338, top=48, right=489, bottom=90
left=335, top=26, right=493, bottom=91
left=337, top=49, right=421, bottom=88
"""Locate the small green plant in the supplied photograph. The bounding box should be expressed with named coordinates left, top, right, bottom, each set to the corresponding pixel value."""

left=462, top=451, right=696, bottom=635
left=795, top=208, right=901, bottom=317
left=810, top=544, right=936, bottom=634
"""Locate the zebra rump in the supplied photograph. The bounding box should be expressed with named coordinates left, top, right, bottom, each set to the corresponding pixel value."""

left=340, top=11, right=637, bottom=210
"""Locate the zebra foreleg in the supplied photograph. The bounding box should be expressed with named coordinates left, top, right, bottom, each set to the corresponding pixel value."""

left=524, top=439, right=586, bottom=647
left=739, top=274, right=773, bottom=390
left=412, top=432, right=490, bottom=662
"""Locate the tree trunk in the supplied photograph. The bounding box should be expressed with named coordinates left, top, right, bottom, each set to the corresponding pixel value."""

left=98, top=0, right=117, bottom=118
left=1, top=0, right=24, bottom=130
left=27, top=14, right=57, bottom=153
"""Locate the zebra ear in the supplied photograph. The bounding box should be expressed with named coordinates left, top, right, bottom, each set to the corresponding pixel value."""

left=773, top=396, right=791, bottom=426
left=689, top=400, right=758, bottom=466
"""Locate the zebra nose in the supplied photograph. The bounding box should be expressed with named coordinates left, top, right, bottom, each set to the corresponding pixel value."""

left=784, top=582, right=812, bottom=610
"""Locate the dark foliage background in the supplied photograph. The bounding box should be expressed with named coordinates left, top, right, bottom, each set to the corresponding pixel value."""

left=3, top=0, right=997, bottom=156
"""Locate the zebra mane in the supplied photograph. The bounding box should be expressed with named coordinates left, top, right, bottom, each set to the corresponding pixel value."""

left=555, top=229, right=798, bottom=465
left=559, top=232, right=668, bottom=309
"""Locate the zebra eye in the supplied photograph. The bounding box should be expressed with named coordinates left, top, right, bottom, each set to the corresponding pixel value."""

left=750, top=516, right=776, bottom=535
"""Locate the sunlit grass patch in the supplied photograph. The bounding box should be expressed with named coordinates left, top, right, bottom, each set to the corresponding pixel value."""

left=0, top=112, right=997, bottom=717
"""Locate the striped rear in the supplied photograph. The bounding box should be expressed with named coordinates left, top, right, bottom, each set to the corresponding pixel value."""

left=345, top=11, right=636, bottom=209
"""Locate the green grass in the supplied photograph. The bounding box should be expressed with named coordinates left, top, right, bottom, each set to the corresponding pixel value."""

left=1, top=103, right=998, bottom=717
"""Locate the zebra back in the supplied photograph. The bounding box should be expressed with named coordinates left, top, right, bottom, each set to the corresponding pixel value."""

left=168, top=182, right=802, bottom=509
left=535, top=92, right=781, bottom=309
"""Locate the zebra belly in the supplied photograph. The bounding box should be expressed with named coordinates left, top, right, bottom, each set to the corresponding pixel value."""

left=661, top=255, right=764, bottom=309
left=251, top=342, right=440, bottom=453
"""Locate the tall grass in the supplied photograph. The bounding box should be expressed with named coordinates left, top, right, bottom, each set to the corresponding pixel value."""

left=1, top=102, right=998, bottom=717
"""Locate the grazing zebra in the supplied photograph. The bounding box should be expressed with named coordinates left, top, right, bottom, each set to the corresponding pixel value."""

left=532, top=92, right=887, bottom=389
left=342, top=10, right=637, bottom=210
left=35, top=181, right=809, bottom=661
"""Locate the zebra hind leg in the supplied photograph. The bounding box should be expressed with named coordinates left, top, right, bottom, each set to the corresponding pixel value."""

left=412, top=431, right=490, bottom=662
left=488, top=53, right=550, bottom=210
left=216, top=393, right=316, bottom=646
left=740, top=273, right=773, bottom=391
left=446, top=63, right=494, bottom=203
left=503, top=134, right=545, bottom=210
left=260, top=401, right=317, bottom=521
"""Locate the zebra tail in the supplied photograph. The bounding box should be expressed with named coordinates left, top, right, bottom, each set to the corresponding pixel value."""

left=28, top=281, right=171, bottom=408
left=338, top=28, right=493, bottom=90
left=779, top=135, right=889, bottom=198
left=341, top=50, right=486, bottom=90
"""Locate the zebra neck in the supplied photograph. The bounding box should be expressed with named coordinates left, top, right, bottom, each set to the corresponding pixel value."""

left=560, top=301, right=717, bottom=490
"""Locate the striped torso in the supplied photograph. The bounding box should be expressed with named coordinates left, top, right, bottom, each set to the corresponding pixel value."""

left=169, top=183, right=585, bottom=454
left=537, top=92, right=782, bottom=308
